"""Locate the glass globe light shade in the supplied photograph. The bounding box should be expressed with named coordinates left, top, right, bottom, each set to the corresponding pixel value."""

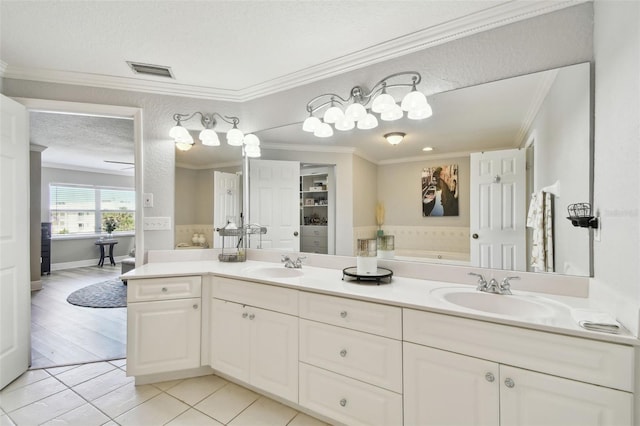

left=169, top=125, right=190, bottom=140
left=323, top=105, right=344, bottom=124
left=314, top=122, right=334, bottom=138
left=384, top=132, right=405, bottom=145
left=334, top=117, right=355, bottom=131
left=407, top=103, right=433, bottom=120
left=245, top=145, right=261, bottom=158
left=243, top=133, right=260, bottom=146
left=357, top=113, right=379, bottom=130
left=401, top=90, right=428, bottom=112
left=226, top=127, right=245, bottom=146
left=344, top=102, right=367, bottom=122
left=380, top=104, right=403, bottom=121
left=371, top=92, right=396, bottom=113
left=199, top=129, right=220, bottom=146
left=302, top=116, right=321, bottom=132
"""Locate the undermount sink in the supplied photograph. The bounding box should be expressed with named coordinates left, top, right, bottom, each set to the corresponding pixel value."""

left=243, top=266, right=304, bottom=279
left=430, top=287, right=559, bottom=318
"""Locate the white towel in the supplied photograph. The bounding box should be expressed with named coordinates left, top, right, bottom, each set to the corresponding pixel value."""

left=570, top=308, right=621, bottom=333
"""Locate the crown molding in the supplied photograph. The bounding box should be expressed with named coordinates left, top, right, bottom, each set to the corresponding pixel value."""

left=2, top=1, right=584, bottom=102
left=262, top=143, right=356, bottom=155
left=515, top=69, right=559, bottom=147
left=175, top=160, right=242, bottom=170
left=42, top=161, right=134, bottom=177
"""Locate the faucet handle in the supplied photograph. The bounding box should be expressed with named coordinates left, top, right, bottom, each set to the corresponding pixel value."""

left=281, top=255, right=291, bottom=263
left=501, top=276, right=520, bottom=286
left=468, top=272, right=486, bottom=283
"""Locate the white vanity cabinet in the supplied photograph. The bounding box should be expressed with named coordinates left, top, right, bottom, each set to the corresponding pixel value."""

left=403, top=309, right=634, bottom=426
left=298, top=292, right=403, bottom=426
left=126, top=276, right=202, bottom=376
left=210, top=277, right=298, bottom=403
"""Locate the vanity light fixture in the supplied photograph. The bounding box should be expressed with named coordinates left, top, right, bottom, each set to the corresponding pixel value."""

left=170, top=111, right=260, bottom=157
left=303, top=71, right=432, bottom=137
left=384, top=132, right=406, bottom=145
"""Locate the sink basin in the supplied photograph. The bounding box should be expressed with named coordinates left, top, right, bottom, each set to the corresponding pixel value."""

left=243, top=266, right=304, bottom=279
left=430, top=287, right=558, bottom=318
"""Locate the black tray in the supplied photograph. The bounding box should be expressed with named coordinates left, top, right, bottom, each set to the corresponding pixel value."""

left=342, top=267, right=393, bottom=285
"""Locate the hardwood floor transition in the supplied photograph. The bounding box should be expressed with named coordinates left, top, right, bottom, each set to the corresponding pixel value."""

left=30, top=265, right=127, bottom=369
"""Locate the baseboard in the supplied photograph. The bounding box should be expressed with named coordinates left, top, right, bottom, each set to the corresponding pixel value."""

left=52, top=255, right=129, bottom=271
left=132, top=366, right=215, bottom=385
left=31, top=280, right=42, bottom=291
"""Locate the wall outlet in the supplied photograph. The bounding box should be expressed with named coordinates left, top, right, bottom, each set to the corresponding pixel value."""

left=143, top=193, right=154, bottom=208
left=143, top=217, right=171, bottom=230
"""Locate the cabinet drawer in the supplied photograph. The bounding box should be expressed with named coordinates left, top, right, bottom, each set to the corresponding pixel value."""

left=404, top=309, right=635, bottom=392
left=301, top=226, right=328, bottom=237
left=213, top=277, right=298, bottom=316
left=299, top=363, right=402, bottom=426
left=127, top=276, right=201, bottom=302
left=301, top=236, right=327, bottom=249
left=300, top=320, right=402, bottom=393
left=299, top=292, right=401, bottom=339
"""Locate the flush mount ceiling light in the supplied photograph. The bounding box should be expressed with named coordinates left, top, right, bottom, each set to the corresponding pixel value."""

left=384, top=132, right=406, bottom=145
left=422, top=146, right=434, bottom=152
left=170, top=112, right=260, bottom=157
left=302, top=71, right=433, bottom=137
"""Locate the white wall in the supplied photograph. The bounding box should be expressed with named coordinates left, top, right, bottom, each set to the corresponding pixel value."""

left=592, top=0, right=640, bottom=335
left=352, top=155, right=378, bottom=228
left=528, top=63, right=591, bottom=276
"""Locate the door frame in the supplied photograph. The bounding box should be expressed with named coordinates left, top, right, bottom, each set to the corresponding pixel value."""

left=12, top=98, right=144, bottom=268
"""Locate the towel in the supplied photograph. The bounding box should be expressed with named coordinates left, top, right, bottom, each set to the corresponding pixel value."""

left=527, top=191, right=554, bottom=272
left=570, top=308, right=621, bottom=334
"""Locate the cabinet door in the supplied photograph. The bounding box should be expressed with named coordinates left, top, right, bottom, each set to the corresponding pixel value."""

left=127, top=298, right=201, bottom=376
left=210, top=299, right=251, bottom=381
left=403, top=342, right=499, bottom=426
left=499, top=366, right=633, bottom=426
left=250, top=307, right=298, bottom=403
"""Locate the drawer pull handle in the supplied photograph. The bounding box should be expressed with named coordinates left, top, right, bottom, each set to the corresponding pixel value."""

left=340, top=349, right=347, bottom=357
left=192, top=304, right=198, bottom=310
left=504, top=378, right=515, bottom=388
left=339, top=398, right=347, bottom=407
left=242, top=312, right=248, bottom=319
left=161, top=287, right=168, bottom=292
left=485, top=372, right=495, bottom=382
left=340, top=311, right=348, bottom=318
left=249, top=314, right=255, bottom=320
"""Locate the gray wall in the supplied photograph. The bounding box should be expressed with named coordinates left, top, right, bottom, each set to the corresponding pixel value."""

left=352, top=155, right=378, bottom=228
left=29, top=150, right=42, bottom=284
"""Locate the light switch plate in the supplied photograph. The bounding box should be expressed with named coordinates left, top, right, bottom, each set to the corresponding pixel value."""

left=143, top=217, right=171, bottom=230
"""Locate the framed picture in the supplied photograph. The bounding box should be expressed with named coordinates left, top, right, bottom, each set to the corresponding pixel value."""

left=421, top=164, right=459, bottom=217
left=304, top=198, right=315, bottom=206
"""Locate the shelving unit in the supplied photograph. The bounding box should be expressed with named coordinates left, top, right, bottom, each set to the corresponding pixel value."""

left=300, top=167, right=334, bottom=254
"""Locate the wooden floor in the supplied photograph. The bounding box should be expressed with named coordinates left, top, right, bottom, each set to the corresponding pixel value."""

left=30, top=265, right=127, bottom=369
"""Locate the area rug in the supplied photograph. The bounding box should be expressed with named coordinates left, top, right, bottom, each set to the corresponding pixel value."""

left=66, top=279, right=127, bottom=308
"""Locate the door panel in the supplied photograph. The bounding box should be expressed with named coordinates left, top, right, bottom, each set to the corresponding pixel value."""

left=0, top=95, right=30, bottom=389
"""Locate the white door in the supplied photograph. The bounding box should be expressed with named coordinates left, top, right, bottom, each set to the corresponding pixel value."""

left=0, top=95, right=30, bottom=389
left=470, top=149, right=526, bottom=270
left=403, top=343, right=499, bottom=426
left=500, top=366, right=633, bottom=426
left=213, top=171, right=240, bottom=248
left=249, top=159, right=300, bottom=251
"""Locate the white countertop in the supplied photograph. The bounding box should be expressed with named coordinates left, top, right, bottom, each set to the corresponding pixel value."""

left=123, top=259, right=639, bottom=346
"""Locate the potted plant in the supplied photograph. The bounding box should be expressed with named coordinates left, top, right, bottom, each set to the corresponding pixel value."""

left=104, top=216, right=118, bottom=238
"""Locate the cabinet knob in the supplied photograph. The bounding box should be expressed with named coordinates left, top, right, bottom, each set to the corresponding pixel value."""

left=504, top=378, right=515, bottom=388
left=339, top=398, right=347, bottom=407
left=472, top=233, right=479, bottom=239
left=249, top=313, right=255, bottom=320
left=242, top=312, right=248, bottom=319
left=192, top=304, right=198, bottom=310
left=294, top=231, right=299, bottom=237
left=340, top=349, right=347, bottom=357
left=161, top=287, right=168, bottom=292
left=485, top=372, right=495, bottom=382
left=340, top=311, right=348, bottom=318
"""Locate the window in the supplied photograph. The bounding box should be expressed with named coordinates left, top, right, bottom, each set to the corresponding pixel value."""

left=49, top=184, right=135, bottom=236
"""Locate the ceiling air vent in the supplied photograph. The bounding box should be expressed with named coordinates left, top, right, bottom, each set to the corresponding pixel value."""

left=126, top=61, right=174, bottom=79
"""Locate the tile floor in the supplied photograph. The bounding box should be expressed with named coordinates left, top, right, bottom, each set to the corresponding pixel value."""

left=0, top=360, right=328, bottom=426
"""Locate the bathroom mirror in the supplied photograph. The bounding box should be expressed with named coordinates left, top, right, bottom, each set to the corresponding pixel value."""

left=175, top=62, right=592, bottom=277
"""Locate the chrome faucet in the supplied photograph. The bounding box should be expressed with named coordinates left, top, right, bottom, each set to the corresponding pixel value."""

left=281, top=255, right=305, bottom=269
left=468, top=273, right=518, bottom=295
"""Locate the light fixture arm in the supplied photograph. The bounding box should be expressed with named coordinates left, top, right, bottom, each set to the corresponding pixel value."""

left=304, top=71, right=422, bottom=117
left=172, top=111, right=240, bottom=130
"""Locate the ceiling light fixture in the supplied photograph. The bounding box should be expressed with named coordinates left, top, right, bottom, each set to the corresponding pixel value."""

left=384, top=132, right=406, bottom=145
left=170, top=112, right=260, bottom=157
left=422, top=146, right=434, bottom=152
left=303, top=72, right=432, bottom=137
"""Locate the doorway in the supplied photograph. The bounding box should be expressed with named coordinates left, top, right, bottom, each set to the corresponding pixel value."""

left=16, top=98, right=143, bottom=369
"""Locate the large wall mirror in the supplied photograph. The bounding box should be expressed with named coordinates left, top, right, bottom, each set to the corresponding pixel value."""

left=175, top=62, right=592, bottom=277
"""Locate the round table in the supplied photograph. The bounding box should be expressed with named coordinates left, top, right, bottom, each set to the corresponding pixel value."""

left=95, top=240, right=118, bottom=267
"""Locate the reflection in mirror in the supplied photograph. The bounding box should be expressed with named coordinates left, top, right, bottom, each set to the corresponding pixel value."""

left=249, top=62, right=591, bottom=277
